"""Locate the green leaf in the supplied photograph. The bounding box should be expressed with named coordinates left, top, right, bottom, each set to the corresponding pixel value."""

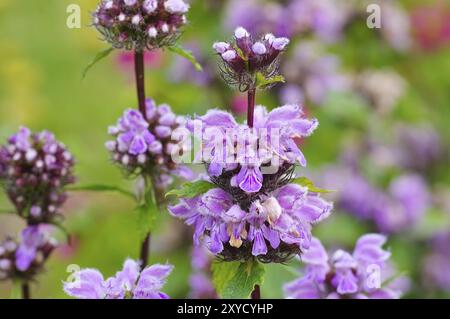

left=136, top=202, right=157, bottom=242
left=66, top=184, right=136, bottom=201
left=81, top=47, right=114, bottom=80
left=165, top=180, right=216, bottom=199
left=255, top=72, right=285, bottom=89
left=211, top=259, right=265, bottom=299
left=136, top=176, right=158, bottom=241
left=167, top=44, right=203, bottom=71
left=292, top=177, right=334, bottom=193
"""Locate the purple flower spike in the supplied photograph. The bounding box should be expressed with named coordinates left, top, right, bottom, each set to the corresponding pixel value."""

left=107, top=99, right=192, bottom=187
left=0, top=127, right=75, bottom=224
left=93, top=0, right=190, bottom=51
left=64, top=259, right=173, bottom=299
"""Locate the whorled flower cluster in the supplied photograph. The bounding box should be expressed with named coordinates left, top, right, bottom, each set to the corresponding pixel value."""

left=213, top=26, right=289, bottom=91
left=0, top=127, right=76, bottom=224
left=106, top=99, right=192, bottom=187
left=170, top=105, right=332, bottom=263
left=0, top=226, right=56, bottom=282
left=64, top=259, right=173, bottom=299
left=284, top=234, right=407, bottom=299
left=93, top=0, right=189, bottom=51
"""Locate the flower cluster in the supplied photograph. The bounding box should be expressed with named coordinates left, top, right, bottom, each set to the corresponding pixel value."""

left=0, top=226, right=56, bottom=282
left=0, top=127, right=75, bottom=224
left=170, top=105, right=332, bottom=263
left=189, top=104, right=318, bottom=195
left=213, top=26, right=289, bottom=91
left=106, top=99, right=192, bottom=187
left=93, top=0, right=190, bottom=51
left=284, top=234, right=407, bottom=299
left=64, top=259, right=173, bottom=299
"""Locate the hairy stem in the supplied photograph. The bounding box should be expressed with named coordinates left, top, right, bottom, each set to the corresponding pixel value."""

left=21, top=282, right=30, bottom=299
left=251, top=284, right=261, bottom=299
left=134, top=50, right=147, bottom=118
left=247, top=88, right=256, bottom=128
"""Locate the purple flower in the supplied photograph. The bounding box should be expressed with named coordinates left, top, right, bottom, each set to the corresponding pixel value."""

left=64, top=259, right=173, bottom=299
left=0, top=127, right=75, bottom=224
left=0, top=226, right=56, bottom=281
left=93, top=0, right=189, bottom=51
left=106, top=99, right=192, bottom=187
left=213, top=27, right=289, bottom=89
left=282, top=41, right=349, bottom=105
left=189, top=245, right=217, bottom=299
left=322, top=166, right=430, bottom=233
left=284, top=234, right=407, bottom=299
left=423, top=232, right=450, bottom=291
left=191, top=104, right=318, bottom=194
left=170, top=183, right=332, bottom=262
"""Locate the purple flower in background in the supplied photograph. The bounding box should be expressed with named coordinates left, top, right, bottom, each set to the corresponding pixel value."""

left=0, top=226, right=56, bottom=281
left=282, top=41, right=349, bottom=106
left=374, top=174, right=430, bottom=233
left=0, top=127, right=75, bottom=224
left=284, top=234, right=407, bottom=299
left=169, top=42, right=213, bottom=86
left=394, top=124, right=444, bottom=171
left=286, top=0, right=351, bottom=43
left=322, top=165, right=430, bottom=233
left=106, top=98, right=193, bottom=187
left=93, top=0, right=190, bottom=51
left=64, top=259, right=173, bottom=299
left=189, top=245, right=217, bottom=299
left=423, top=232, right=450, bottom=291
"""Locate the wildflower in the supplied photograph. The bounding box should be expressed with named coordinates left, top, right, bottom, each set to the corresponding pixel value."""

left=0, top=226, right=56, bottom=281
left=63, top=259, right=173, bottom=299
left=170, top=182, right=332, bottom=263
left=0, top=127, right=75, bottom=224
left=93, top=0, right=190, bottom=51
left=106, top=98, right=192, bottom=187
left=284, top=234, right=408, bottom=299
left=213, top=26, right=289, bottom=91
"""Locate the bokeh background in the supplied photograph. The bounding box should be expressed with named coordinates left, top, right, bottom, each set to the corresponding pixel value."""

left=1, top=0, right=450, bottom=298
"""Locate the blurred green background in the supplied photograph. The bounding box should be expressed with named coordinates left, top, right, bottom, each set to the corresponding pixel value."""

left=0, top=0, right=450, bottom=298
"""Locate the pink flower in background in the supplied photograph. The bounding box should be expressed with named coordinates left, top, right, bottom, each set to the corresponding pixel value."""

left=411, top=2, right=450, bottom=51
left=230, top=94, right=247, bottom=116
left=116, top=51, right=164, bottom=78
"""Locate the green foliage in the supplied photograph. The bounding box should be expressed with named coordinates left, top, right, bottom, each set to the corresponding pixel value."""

left=211, top=259, right=265, bottom=299
left=255, top=72, right=285, bottom=89
left=66, top=184, right=136, bottom=201
left=165, top=180, right=216, bottom=199
left=292, top=177, right=334, bottom=193
left=81, top=47, right=114, bottom=80
left=167, top=44, right=203, bottom=71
